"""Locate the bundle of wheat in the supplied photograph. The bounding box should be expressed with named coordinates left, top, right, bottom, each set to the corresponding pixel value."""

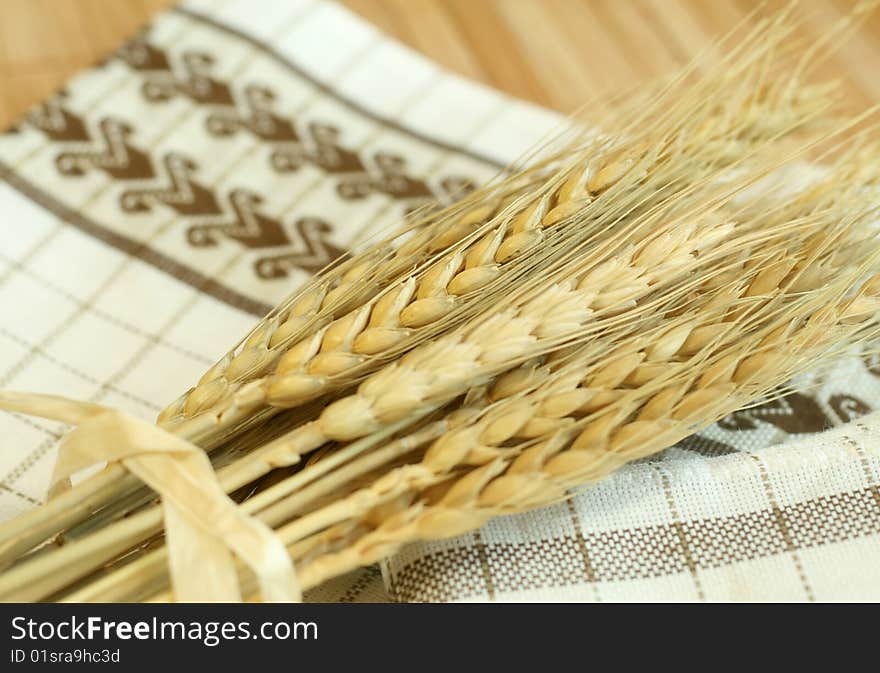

left=53, top=155, right=880, bottom=602
left=0, top=4, right=878, bottom=603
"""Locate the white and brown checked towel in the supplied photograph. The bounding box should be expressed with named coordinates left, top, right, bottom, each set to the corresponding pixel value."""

left=1, top=0, right=878, bottom=603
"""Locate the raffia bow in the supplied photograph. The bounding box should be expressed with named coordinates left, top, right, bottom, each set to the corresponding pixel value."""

left=0, top=391, right=300, bottom=602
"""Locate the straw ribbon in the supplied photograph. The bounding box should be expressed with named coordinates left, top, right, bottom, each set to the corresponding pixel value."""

left=0, top=391, right=300, bottom=602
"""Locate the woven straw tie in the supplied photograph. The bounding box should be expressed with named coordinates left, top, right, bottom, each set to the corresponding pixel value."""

left=0, top=390, right=300, bottom=602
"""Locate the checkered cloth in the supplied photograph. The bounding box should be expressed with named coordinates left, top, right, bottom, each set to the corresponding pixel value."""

left=384, top=414, right=880, bottom=602
left=1, top=0, right=878, bottom=602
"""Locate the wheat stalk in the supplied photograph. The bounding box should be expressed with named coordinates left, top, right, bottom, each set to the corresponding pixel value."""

left=6, top=129, right=875, bottom=601
left=281, top=274, right=880, bottom=592
left=162, top=171, right=880, bottom=597
left=245, top=189, right=880, bottom=546
left=60, top=9, right=880, bottom=604
left=159, top=5, right=840, bottom=434
left=0, top=181, right=776, bottom=601
left=0, top=70, right=833, bottom=573
left=19, top=154, right=879, bottom=603
left=0, top=5, right=870, bottom=599
left=94, top=272, right=878, bottom=602
left=6, top=186, right=842, bottom=602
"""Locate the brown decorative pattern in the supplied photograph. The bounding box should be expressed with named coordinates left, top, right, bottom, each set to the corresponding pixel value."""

left=673, top=434, right=738, bottom=457
left=117, top=40, right=234, bottom=106
left=22, top=96, right=342, bottom=280
left=0, top=157, right=272, bottom=316
left=56, top=118, right=154, bottom=179
left=828, top=394, right=872, bottom=423
left=252, top=218, right=344, bottom=279
left=717, top=392, right=834, bottom=435
left=116, top=34, right=475, bottom=207
left=25, top=91, right=90, bottom=142
left=669, top=383, right=875, bottom=457
left=119, top=153, right=221, bottom=216
left=18, top=26, right=484, bottom=283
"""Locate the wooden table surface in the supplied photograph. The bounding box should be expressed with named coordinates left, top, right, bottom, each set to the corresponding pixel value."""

left=1, top=0, right=879, bottom=130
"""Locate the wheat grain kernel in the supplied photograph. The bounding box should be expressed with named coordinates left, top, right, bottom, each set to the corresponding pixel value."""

left=398, top=296, right=457, bottom=328
left=266, top=375, right=326, bottom=406
left=680, top=323, right=729, bottom=354
left=446, top=266, right=501, bottom=295
left=571, top=414, right=618, bottom=452
left=307, top=351, right=365, bottom=376
left=182, top=378, right=228, bottom=416
left=275, top=332, right=324, bottom=375
left=494, top=230, right=544, bottom=263
left=352, top=328, right=407, bottom=355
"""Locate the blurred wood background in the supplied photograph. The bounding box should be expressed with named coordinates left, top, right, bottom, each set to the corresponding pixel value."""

left=1, top=0, right=879, bottom=129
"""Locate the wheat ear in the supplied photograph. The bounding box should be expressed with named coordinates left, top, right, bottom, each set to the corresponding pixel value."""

left=3, top=148, right=856, bottom=592
left=0, top=104, right=857, bottom=580
left=280, top=276, right=880, bottom=591
left=120, top=274, right=880, bottom=601
left=228, top=175, right=880, bottom=592
left=0, top=187, right=756, bottom=600
left=249, top=192, right=878, bottom=542
left=44, top=283, right=784, bottom=602
left=39, top=169, right=880, bottom=603
left=0, top=5, right=851, bottom=578
left=56, top=261, right=876, bottom=603
left=158, top=6, right=839, bottom=434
